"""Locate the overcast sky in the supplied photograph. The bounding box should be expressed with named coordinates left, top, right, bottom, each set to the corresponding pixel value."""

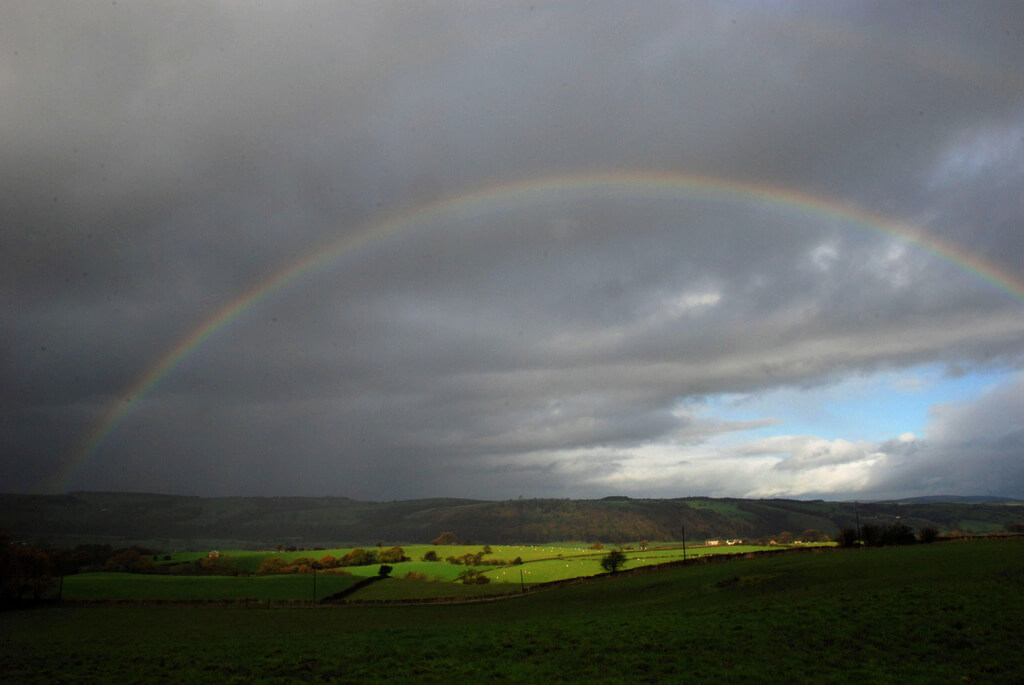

left=3, top=1, right=1024, bottom=501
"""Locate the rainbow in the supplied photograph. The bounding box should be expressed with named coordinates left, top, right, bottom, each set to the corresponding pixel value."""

left=49, top=170, right=1024, bottom=492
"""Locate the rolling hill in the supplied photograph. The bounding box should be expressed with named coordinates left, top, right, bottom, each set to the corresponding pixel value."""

left=2, top=491, right=1020, bottom=551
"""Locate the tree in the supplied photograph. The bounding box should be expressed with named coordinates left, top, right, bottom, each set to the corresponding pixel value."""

left=879, top=522, right=916, bottom=546
left=456, top=568, right=490, bottom=584
left=600, top=550, right=627, bottom=573
left=340, top=548, right=378, bottom=566
left=860, top=524, right=882, bottom=547
left=379, top=546, right=408, bottom=563
left=256, top=557, right=289, bottom=575
left=834, top=528, right=858, bottom=548
left=104, top=549, right=154, bottom=573
left=422, top=550, right=439, bottom=562
left=1, top=535, right=54, bottom=601
left=431, top=532, right=457, bottom=545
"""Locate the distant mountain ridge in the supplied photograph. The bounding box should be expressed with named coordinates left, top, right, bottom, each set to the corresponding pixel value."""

left=892, top=495, right=1023, bottom=504
left=2, top=491, right=1021, bottom=551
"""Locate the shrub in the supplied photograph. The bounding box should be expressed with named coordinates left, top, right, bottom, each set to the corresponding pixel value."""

left=422, top=550, right=439, bottom=562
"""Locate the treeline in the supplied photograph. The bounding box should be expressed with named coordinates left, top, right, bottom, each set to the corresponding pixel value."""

left=421, top=545, right=523, bottom=567
left=5, top=492, right=1024, bottom=548
left=833, top=522, right=937, bottom=547
left=255, top=546, right=408, bottom=575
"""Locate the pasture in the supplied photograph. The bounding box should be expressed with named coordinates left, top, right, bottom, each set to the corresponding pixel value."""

left=62, top=543, right=785, bottom=601
left=3, top=539, right=1021, bottom=683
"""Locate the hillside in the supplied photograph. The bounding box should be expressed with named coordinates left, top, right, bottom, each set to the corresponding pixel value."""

left=2, top=491, right=1020, bottom=550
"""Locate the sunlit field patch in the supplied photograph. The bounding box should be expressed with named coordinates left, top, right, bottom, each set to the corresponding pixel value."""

left=73, top=543, right=787, bottom=600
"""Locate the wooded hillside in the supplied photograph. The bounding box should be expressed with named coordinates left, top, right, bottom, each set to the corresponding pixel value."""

left=2, top=492, right=1020, bottom=551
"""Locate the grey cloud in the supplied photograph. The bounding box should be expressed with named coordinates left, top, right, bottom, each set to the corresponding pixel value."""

left=3, top=1, right=1023, bottom=498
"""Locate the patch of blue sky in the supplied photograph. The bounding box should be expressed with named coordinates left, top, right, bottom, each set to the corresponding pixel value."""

left=697, top=363, right=1009, bottom=443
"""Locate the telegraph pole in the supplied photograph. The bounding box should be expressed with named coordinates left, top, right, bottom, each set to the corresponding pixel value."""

left=855, top=502, right=862, bottom=547
left=681, top=526, right=687, bottom=561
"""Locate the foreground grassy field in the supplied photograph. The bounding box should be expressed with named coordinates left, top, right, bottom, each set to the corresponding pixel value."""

left=4, top=539, right=1022, bottom=683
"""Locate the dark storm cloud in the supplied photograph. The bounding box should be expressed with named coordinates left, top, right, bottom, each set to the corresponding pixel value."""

left=3, top=1, right=1023, bottom=498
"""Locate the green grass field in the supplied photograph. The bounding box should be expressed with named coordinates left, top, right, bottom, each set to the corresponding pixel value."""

left=67, top=543, right=787, bottom=601
left=4, top=539, right=1021, bottom=683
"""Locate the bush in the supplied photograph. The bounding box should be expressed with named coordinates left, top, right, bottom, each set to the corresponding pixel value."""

left=422, top=550, right=439, bottom=562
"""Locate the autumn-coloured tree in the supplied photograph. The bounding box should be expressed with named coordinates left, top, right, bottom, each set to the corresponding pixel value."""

left=1, top=536, right=54, bottom=600
left=256, top=557, right=289, bottom=575
left=340, top=548, right=378, bottom=566
left=432, top=532, right=457, bottom=545
left=377, top=546, right=406, bottom=563
left=104, top=549, right=154, bottom=573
